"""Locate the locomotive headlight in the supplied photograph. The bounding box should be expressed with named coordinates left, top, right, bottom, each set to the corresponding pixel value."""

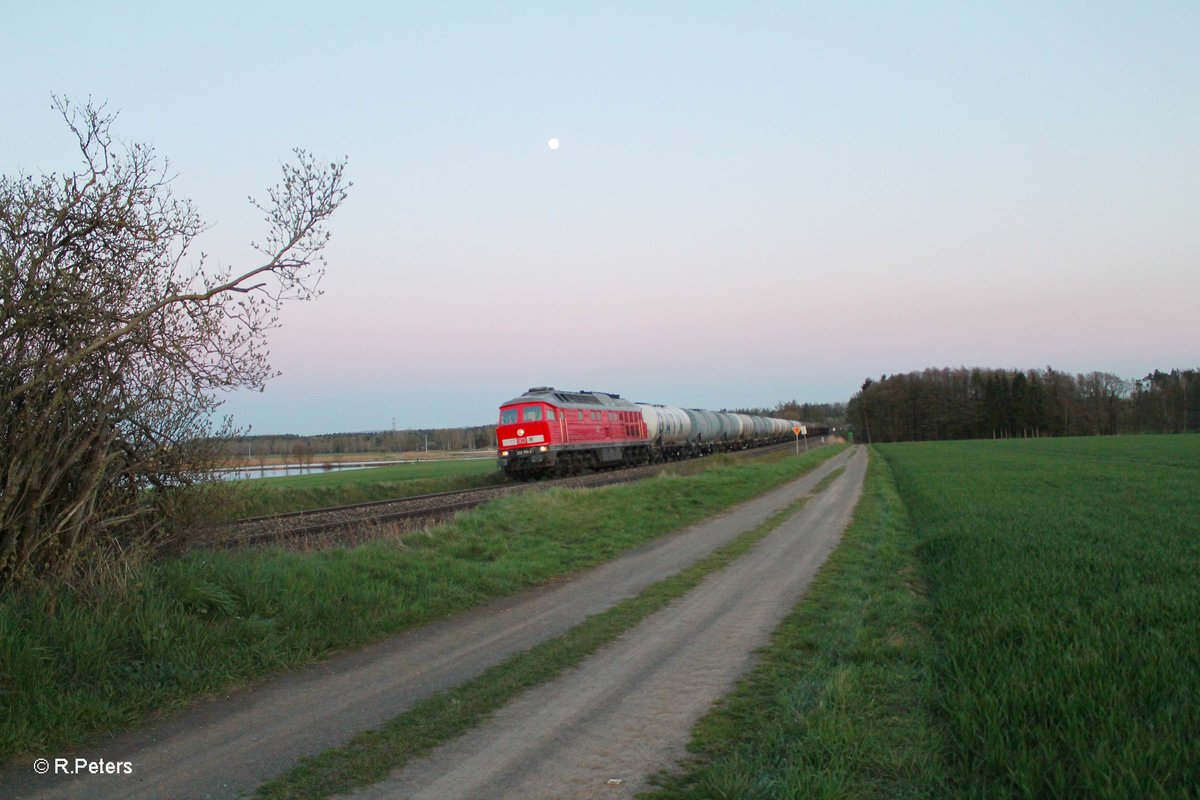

left=539, top=446, right=548, bottom=452
left=501, top=450, right=509, bottom=456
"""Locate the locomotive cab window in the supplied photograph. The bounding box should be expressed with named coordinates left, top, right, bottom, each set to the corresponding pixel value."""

left=500, top=409, right=517, bottom=425
left=546, top=408, right=556, bottom=421
left=522, top=406, right=542, bottom=422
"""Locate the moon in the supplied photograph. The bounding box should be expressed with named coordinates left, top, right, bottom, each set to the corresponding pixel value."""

left=547, top=138, right=560, bottom=150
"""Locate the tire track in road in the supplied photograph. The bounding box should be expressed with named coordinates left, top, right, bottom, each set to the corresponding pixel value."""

left=342, top=447, right=867, bottom=800
left=1, top=449, right=855, bottom=800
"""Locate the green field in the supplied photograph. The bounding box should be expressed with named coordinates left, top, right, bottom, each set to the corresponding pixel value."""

left=650, top=435, right=1198, bottom=799
left=885, top=436, right=1199, bottom=797
left=221, top=457, right=505, bottom=519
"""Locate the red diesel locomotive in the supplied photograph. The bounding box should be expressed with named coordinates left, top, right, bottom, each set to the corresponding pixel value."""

left=496, top=388, right=650, bottom=477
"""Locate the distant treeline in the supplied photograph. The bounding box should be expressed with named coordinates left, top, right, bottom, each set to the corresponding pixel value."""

left=847, top=367, right=1199, bottom=443
left=222, top=425, right=496, bottom=459
left=738, top=401, right=847, bottom=429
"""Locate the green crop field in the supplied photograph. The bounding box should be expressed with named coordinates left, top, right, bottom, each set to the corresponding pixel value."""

left=879, top=435, right=1199, bottom=798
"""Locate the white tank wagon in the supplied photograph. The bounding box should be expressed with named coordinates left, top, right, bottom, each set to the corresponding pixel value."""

left=636, top=404, right=692, bottom=458
left=714, top=412, right=743, bottom=444
left=682, top=408, right=724, bottom=453
left=728, top=413, right=755, bottom=445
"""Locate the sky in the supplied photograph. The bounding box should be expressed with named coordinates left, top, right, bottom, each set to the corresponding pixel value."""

left=3, top=1, right=1197, bottom=434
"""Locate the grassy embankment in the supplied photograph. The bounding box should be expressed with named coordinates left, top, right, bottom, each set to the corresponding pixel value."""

left=646, top=435, right=1198, bottom=799
left=220, top=457, right=505, bottom=520
left=0, top=445, right=844, bottom=763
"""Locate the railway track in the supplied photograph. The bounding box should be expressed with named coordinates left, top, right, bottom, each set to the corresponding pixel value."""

left=200, top=440, right=803, bottom=550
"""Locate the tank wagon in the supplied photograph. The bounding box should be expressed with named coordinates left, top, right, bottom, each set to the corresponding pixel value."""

left=496, top=387, right=811, bottom=478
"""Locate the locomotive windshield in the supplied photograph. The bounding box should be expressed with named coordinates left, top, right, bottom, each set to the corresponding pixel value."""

left=500, top=406, right=545, bottom=424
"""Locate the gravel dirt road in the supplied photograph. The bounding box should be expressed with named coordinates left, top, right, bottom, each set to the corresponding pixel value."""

left=338, top=446, right=866, bottom=799
left=0, top=446, right=859, bottom=800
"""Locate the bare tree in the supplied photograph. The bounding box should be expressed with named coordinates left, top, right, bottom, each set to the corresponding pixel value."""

left=290, top=441, right=314, bottom=467
left=0, top=98, right=349, bottom=589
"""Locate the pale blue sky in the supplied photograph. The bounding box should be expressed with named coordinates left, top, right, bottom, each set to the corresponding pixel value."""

left=4, top=2, right=1197, bottom=433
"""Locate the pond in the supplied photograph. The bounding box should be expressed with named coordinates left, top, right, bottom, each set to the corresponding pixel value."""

left=211, top=460, right=411, bottom=481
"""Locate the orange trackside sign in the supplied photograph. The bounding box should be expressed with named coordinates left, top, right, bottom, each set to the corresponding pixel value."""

left=793, top=426, right=802, bottom=435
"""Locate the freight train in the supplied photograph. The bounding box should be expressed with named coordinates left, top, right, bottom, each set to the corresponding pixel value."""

left=496, top=387, right=819, bottom=478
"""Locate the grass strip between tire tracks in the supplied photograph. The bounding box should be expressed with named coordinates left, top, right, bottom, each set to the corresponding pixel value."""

left=252, top=467, right=849, bottom=799
left=642, top=448, right=949, bottom=800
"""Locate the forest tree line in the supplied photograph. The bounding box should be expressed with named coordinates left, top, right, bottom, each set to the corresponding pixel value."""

left=847, top=367, right=1199, bottom=443
left=221, top=425, right=497, bottom=461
